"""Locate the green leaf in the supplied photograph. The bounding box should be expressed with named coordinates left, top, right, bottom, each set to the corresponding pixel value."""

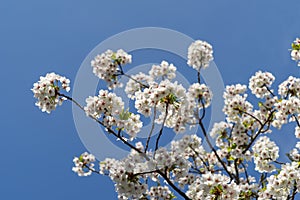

left=169, top=193, right=176, bottom=199
left=79, top=155, right=84, bottom=162
left=111, top=53, right=116, bottom=60
left=231, top=143, right=237, bottom=149
left=292, top=43, right=300, bottom=50
left=119, top=109, right=132, bottom=120
left=228, top=156, right=235, bottom=161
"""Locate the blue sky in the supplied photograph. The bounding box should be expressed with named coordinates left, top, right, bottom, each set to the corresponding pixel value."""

left=1, top=1, right=300, bottom=199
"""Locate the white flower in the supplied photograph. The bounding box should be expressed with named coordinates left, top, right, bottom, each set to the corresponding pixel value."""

left=84, top=90, right=142, bottom=139
left=124, top=72, right=153, bottom=99
left=72, top=152, right=96, bottom=176
left=223, top=94, right=253, bottom=123
left=31, top=72, right=70, bottom=113
left=291, top=50, right=300, bottom=62
left=252, top=136, right=279, bottom=173
left=134, top=79, right=190, bottom=132
left=117, top=111, right=143, bottom=139
left=294, top=38, right=300, bottom=45
left=259, top=162, right=300, bottom=199
left=278, top=76, right=300, bottom=98
left=187, top=40, right=213, bottom=71
left=91, top=49, right=132, bottom=89
left=187, top=83, right=212, bottom=108
left=209, top=121, right=230, bottom=138
left=186, top=173, right=240, bottom=200
left=273, top=96, right=300, bottom=129
left=291, top=38, right=300, bottom=66
left=84, top=89, right=124, bottom=118
left=148, top=186, right=173, bottom=200
left=149, top=60, right=177, bottom=80
left=99, top=153, right=148, bottom=199
left=223, top=84, right=247, bottom=102
left=289, top=143, right=300, bottom=161
left=249, top=71, right=275, bottom=98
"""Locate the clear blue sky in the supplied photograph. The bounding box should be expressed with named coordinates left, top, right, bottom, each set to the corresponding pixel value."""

left=1, top=1, right=300, bottom=199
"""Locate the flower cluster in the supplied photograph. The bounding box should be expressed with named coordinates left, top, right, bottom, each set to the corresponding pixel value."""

left=99, top=156, right=148, bottom=199
left=269, top=76, right=300, bottom=128
left=33, top=38, right=300, bottom=200
left=186, top=173, right=240, bottom=200
left=148, top=186, right=174, bottom=200
left=98, top=144, right=156, bottom=199
left=209, top=121, right=231, bottom=140
left=273, top=96, right=300, bottom=128
left=97, top=135, right=204, bottom=199
left=278, top=76, right=300, bottom=98
left=249, top=71, right=275, bottom=98
left=291, top=38, right=300, bottom=66
left=187, top=40, right=213, bottom=70
left=72, top=152, right=96, bottom=176
left=258, top=162, right=300, bottom=199
left=125, top=72, right=152, bottom=99
left=134, top=79, right=189, bottom=130
left=84, top=89, right=124, bottom=118
left=149, top=60, right=177, bottom=80
left=91, top=49, right=132, bottom=89
left=223, top=84, right=253, bottom=122
left=187, top=83, right=212, bottom=108
left=288, top=141, right=300, bottom=161
left=252, top=136, right=279, bottom=173
left=84, top=90, right=142, bottom=138
left=31, top=72, right=70, bottom=113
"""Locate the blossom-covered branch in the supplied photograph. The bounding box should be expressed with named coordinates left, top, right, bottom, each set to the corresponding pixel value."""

left=31, top=38, right=300, bottom=199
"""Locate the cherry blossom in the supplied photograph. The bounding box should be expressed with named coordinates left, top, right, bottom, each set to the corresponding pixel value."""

left=31, top=72, right=70, bottom=113
left=91, top=49, right=132, bottom=89
left=187, top=40, right=213, bottom=70
left=32, top=38, right=300, bottom=200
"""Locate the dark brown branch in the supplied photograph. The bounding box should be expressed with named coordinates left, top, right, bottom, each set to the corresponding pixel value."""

left=157, top=170, right=191, bottom=200
left=242, top=111, right=275, bottom=154
left=198, top=120, right=235, bottom=181
left=291, top=181, right=297, bottom=200
left=197, top=71, right=201, bottom=84
left=263, top=84, right=275, bottom=97
left=292, top=114, right=300, bottom=127
left=117, top=63, right=149, bottom=88
left=238, top=109, right=264, bottom=127
left=154, top=104, right=169, bottom=154
left=83, top=164, right=101, bottom=175
left=145, top=105, right=157, bottom=152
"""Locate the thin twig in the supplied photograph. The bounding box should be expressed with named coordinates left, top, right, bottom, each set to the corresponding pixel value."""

left=145, top=105, right=157, bottom=152
left=133, top=170, right=159, bottom=177
left=58, top=92, right=84, bottom=110
left=238, top=109, right=264, bottom=127
left=83, top=164, right=101, bottom=175
left=241, top=162, right=250, bottom=185
left=242, top=111, right=275, bottom=154
left=195, top=93, right=235, bottom=181
left=292, top=114, right=300, bottom=127
left=197, top=71, right=201, bottom=84
left=263, top=84, right=275, bottom=97
left=117, top=63, right=149, bottom=88
left=154, top=104, right=169, bottom=154
left=291, top=181, right=297, bottom=200
left=198, top=120, right=235, bottom=181
left=234, top=159, right=240, bottom=184
left=199, top=98, right=206, bottom=120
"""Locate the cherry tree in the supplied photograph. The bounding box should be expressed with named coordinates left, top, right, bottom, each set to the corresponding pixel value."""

left=31, top=37, right=300, bottom=200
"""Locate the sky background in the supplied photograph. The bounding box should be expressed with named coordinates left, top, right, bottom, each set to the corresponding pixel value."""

left=1, top=1, right=300, bottom=199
